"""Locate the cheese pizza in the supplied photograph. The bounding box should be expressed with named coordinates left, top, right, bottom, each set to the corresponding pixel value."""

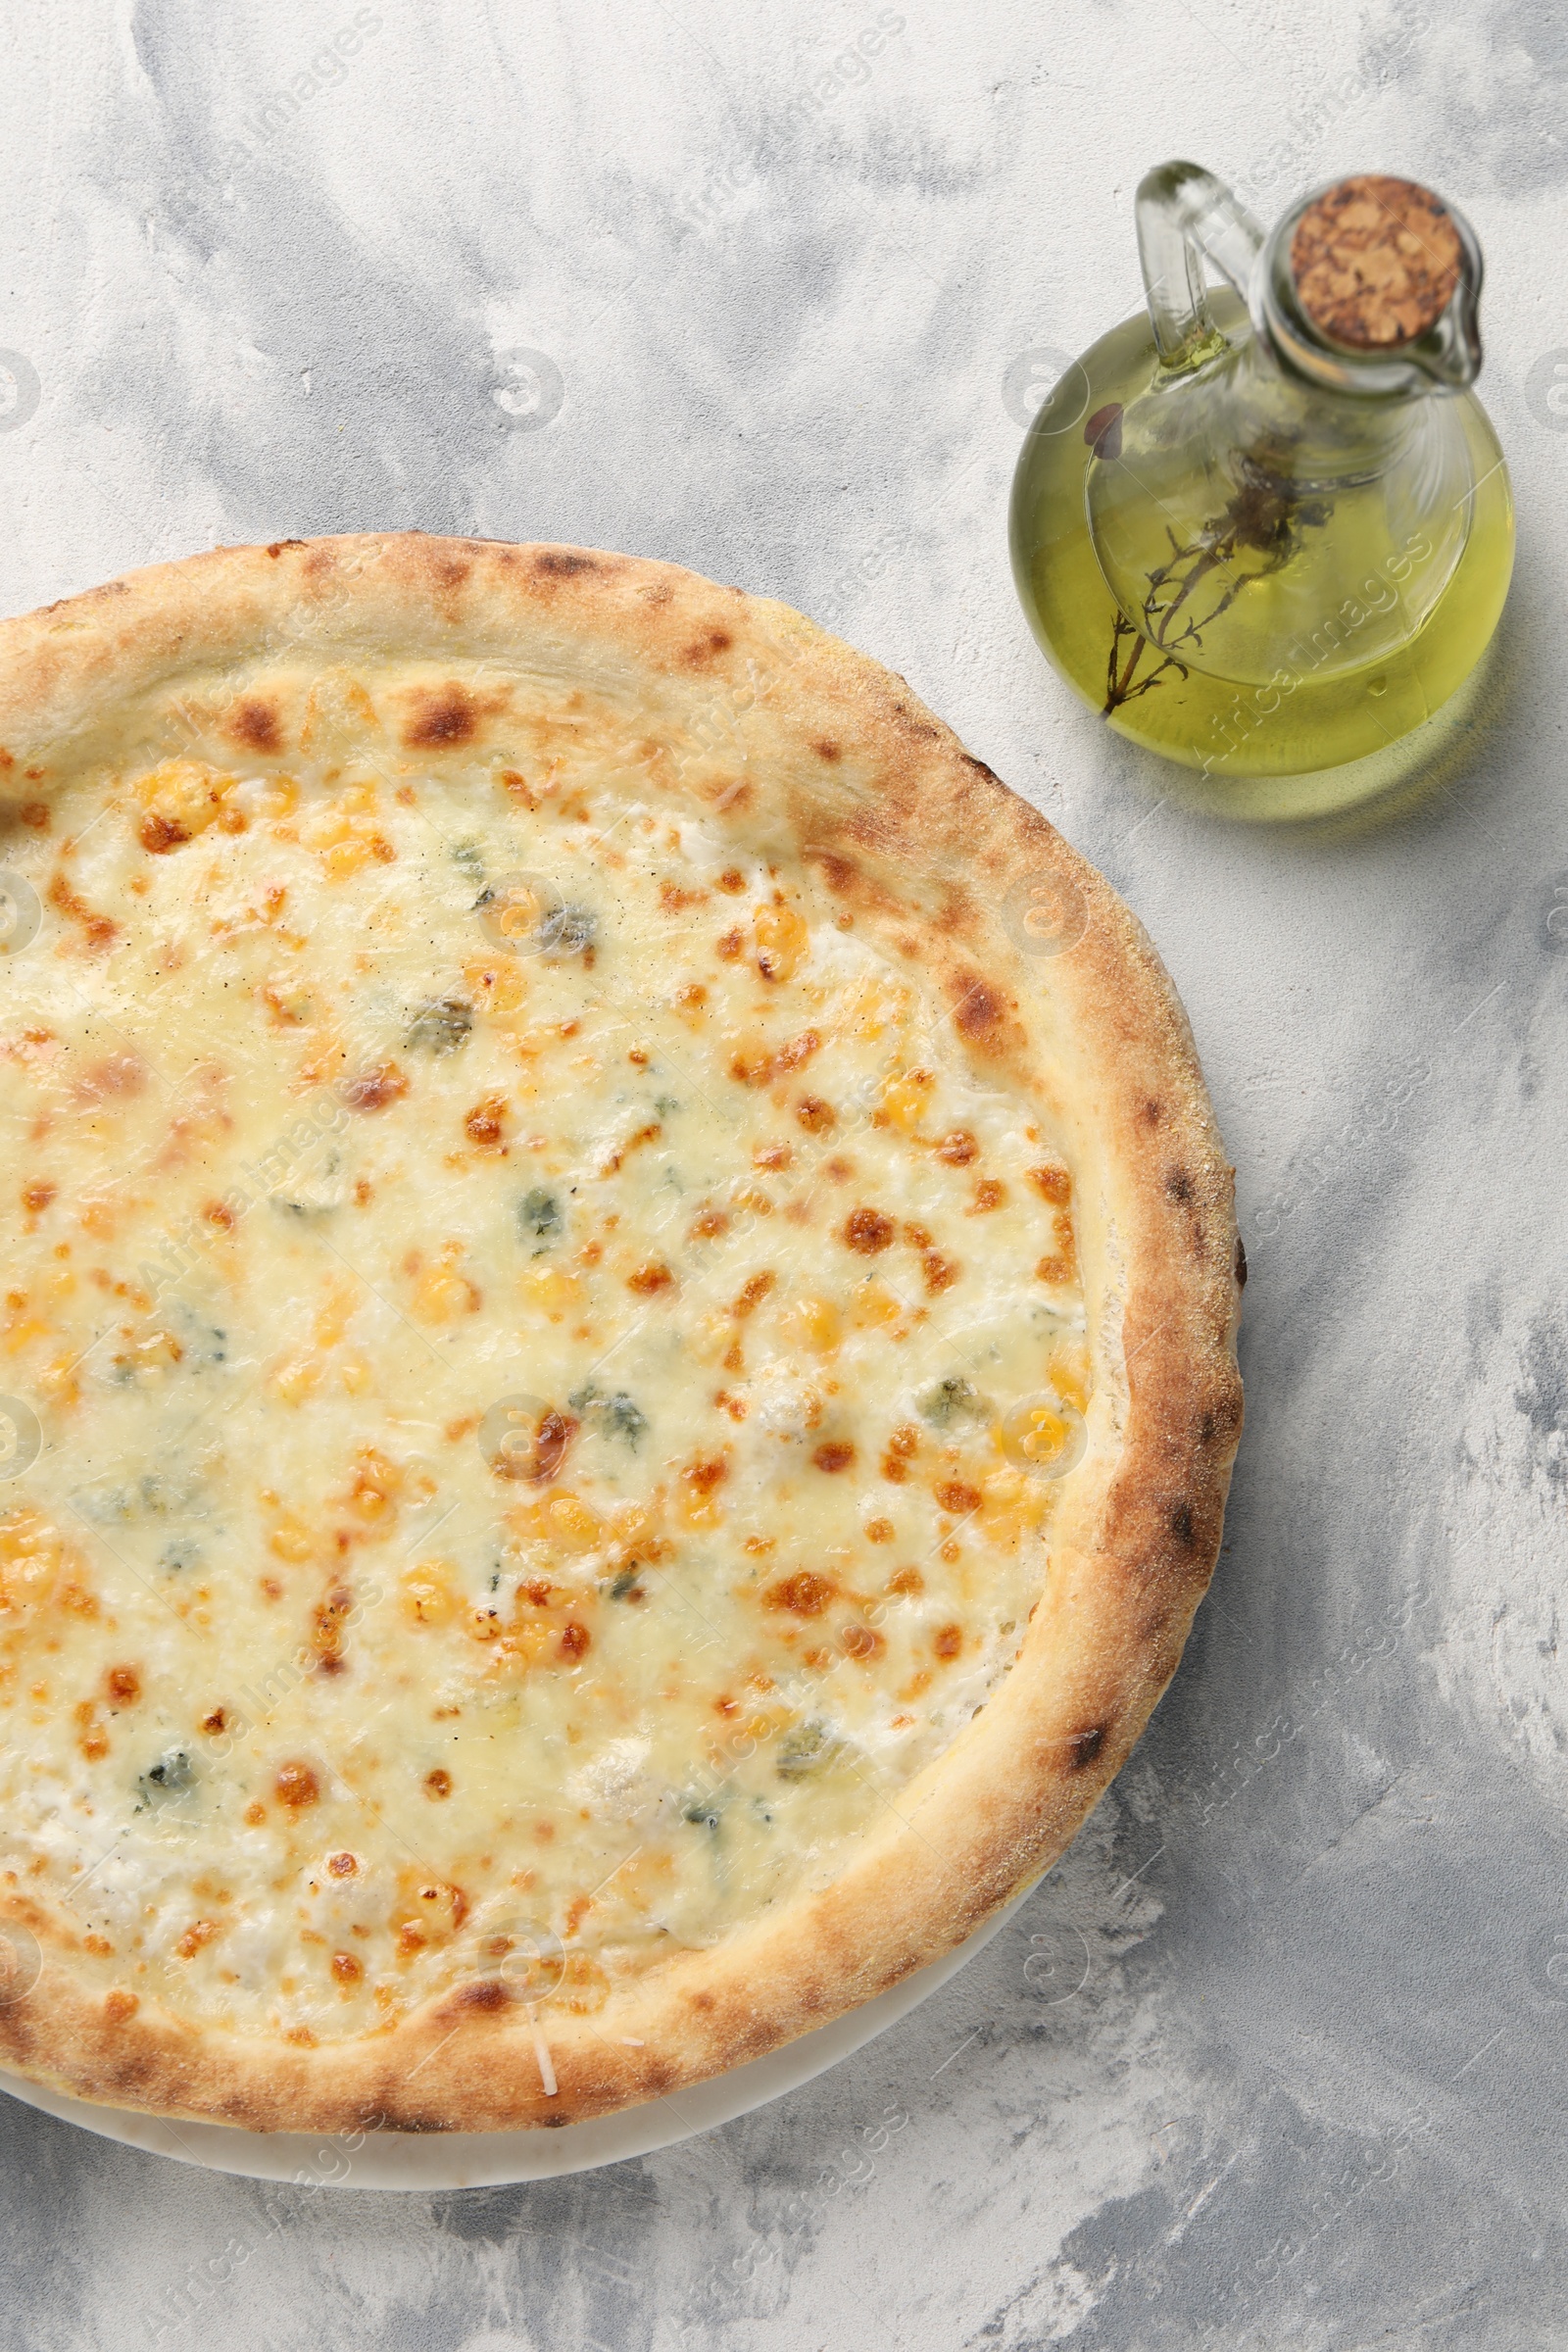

left=0, top=537, right=1241, bottom=2131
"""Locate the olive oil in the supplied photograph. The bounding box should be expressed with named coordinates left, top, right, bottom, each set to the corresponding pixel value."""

left=1009, top=170, right=1514, bottom=817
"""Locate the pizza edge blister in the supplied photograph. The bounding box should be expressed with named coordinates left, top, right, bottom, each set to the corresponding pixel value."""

left=0, top=534, right=1242, bottom=2134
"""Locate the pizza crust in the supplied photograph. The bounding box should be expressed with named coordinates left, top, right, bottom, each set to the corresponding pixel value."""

left=0, top=535, right=1241, bottom=2132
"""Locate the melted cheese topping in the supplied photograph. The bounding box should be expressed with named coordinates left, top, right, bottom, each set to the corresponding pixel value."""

left=0, top=670, right=1087, bottom=2043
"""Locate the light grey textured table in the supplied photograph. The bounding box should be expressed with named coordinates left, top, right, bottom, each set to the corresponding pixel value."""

left=3, top=2, right=1565, bottom=2345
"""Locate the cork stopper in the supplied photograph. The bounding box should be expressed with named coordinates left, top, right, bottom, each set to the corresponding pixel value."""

left=1289, top=175, right=1463, bottom=350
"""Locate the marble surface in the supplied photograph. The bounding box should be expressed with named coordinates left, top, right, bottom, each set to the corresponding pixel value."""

left=3, top=0, right=1566, bottom=2343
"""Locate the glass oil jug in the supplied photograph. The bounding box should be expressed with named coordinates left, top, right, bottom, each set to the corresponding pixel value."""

left=1009, top=167, right=1514, bottom=812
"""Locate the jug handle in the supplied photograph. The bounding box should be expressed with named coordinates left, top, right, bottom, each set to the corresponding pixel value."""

left=1135, top=162, right=1264, bottom=369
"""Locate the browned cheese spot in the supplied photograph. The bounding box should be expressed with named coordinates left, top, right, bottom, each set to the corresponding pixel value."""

left=465, top=1095, right=507, bottom=1148
left=843, top=1207, right=894, bottom=1253
left=953, top=977, right=1003, bottom=1040
left=342, top=1063, right=409, bottom=1112
left=602, top=1122, right=660, bottom=1172
left=935, top=1480, right=981, bottom=1515
left=403, top=685, right=480, bottom=750
left=532, top=1411, right=578, bottom=1484
left=762, top=1572, right=838, bottom=1618
left=231, top=698, right=282, bottom=754
left=733, top=1035, right=822, bottom=1086
left=74, top=1699, right=108, bottom=1760
left=138, top=812, right=191, bottom=854
left=274, top=1761, right=320, bottom=1808
left=627, top=1261, right=673, bottom=1295
left=47, top=872, right=117, bottom=947
left=313, top=1587, right=353, bottom=1670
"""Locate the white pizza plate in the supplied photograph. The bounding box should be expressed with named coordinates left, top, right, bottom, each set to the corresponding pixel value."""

left=0, top=1888, right=1028, bottom=2187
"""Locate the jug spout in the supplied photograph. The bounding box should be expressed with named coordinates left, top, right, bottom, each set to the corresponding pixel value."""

left=1414, top=270, right=1483, bottom=392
